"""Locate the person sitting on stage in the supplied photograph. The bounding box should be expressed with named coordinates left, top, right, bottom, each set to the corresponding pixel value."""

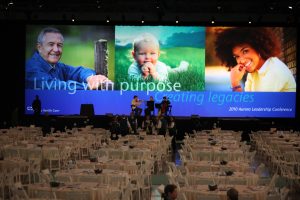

left=131, top=95, right=143, bottom=116
left=144, top=96, right=155, bottom=116
left=159, top=96, right=171, bottom=116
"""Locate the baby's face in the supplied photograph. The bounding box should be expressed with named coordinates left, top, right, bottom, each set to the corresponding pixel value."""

left=133, top=42, right=160, bottom=66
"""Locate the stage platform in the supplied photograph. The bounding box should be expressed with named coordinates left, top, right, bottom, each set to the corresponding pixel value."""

left=16, top=114, right=299, bottom=137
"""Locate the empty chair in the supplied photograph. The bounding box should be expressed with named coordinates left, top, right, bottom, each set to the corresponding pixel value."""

left=43, top=147, right=61, bottom=172
left=11, top=182, right=29, bottom=200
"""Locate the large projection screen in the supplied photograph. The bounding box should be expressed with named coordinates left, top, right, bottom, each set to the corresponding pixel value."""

left=25, top=25, right=297, bottom=118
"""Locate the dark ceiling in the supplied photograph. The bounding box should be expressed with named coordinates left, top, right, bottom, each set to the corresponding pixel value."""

left=1, top=0, right=299, bottom=24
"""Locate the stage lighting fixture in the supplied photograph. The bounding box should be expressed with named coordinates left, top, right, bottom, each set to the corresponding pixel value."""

left=71, top=15, right=75, bottom=22
left=248, top=17, right=252, bottom=24
left=211, top=17, right=215, bottom=24
left=175, top=16, right=179, bottom=24
left=141, top=16, right=144, bottom=23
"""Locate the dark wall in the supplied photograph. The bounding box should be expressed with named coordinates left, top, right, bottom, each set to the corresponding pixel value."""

left=1, top=22, right=25, bottom=125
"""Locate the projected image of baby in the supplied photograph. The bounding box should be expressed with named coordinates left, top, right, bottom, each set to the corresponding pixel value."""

left=128, top=33, right=189, bottom=82
left=214, top=27, right=296, bottom=92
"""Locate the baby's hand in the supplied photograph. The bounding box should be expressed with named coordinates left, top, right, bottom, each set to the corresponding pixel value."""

left=143, top=62, right=156, bottom=75
left=143, top=62, right=159, bottom=80
left=141, top=65, right=150, bottom=78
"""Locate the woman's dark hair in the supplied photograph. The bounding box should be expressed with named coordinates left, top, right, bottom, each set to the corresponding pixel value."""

left=227, top=188, right=239, bottom=200
left=163, top=184, right=177, bottom=199
left=215, top=27, right=282, bottom=67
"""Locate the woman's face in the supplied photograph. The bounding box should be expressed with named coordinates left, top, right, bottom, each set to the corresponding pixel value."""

left=232, top=44, right=265, bottom=73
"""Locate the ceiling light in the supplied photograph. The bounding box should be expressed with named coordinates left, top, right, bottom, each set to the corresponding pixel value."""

left=155, top=0, right=159, bottom=9
left=288, top=6, right=293, bottom=10
left=141, top=16, right=145, bottom=23
left=211, top=17, right=215, bottom=24
left=248, top=17, right=252, bottom=24
left=269, top=2, right=276, bottom=11
left=96, top=0, right=101, bottom=8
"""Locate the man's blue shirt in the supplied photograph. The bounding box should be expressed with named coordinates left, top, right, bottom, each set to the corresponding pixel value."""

left=26, top=51, right=95, bottom=90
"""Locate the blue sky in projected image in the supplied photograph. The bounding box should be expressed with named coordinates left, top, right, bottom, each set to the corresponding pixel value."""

left=115, top=26, right=205, bottom=48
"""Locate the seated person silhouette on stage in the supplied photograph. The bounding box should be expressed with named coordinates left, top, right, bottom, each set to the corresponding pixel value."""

left=145, top=96, right=155, bottom=116
left=131, top=95, right=143, bottom=116
left=159, top=96, right=171, bottom=116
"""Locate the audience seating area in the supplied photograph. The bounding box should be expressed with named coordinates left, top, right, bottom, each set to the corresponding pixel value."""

left=1, top=125, right=300, bottom=199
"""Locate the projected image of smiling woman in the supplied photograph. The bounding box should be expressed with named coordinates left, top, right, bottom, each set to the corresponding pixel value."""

left=214, top=27, right=296, bottom=92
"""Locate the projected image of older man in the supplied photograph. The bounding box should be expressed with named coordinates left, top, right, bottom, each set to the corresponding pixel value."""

left=26, top=27, right=111, bottom=90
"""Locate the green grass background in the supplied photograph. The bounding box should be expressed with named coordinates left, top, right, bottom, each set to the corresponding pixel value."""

left=61, top=41, right=115, bottom=81
left=115, top=47, right=205, bottom=91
